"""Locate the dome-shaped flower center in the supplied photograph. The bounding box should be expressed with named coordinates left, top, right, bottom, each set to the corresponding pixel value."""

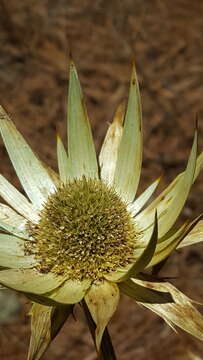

left=26, top=178, right=139, bottom=281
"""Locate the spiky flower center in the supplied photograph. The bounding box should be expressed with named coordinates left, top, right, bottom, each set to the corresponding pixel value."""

left=26, top=178, right=139, bottom=281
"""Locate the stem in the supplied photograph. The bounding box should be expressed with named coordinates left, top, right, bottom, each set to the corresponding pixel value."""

left=82, top=300, right=117, bottom=360
left=100, top=327, right=117, bottom=360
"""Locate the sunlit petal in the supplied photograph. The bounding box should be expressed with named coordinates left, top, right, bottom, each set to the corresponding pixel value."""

left=0, top=203, right=26, bottom=229
left=0, top=269, right=64, bottom=294
left=131, top=279, right=203, bottom=342
left=85, top=280, right=119, bottom=350
left=0, top=174, right=39, bottom=223
left=27, top=302, right=73, bottom=360
left=57, top=134, right=71, bottom=183
left=137, top=131, right=197, bottom=237
left=113, top=64, right=142, bottom=203
left=46, top=278, right=91, bottom=305
left=178, top=218, right=203, bottom=248
left=119, top=278, right=173, bottom=303
left=0, top=234, right=36, bottom=268
left=128, top=177, right=160, bottom=216
left=67, top=62, right=98, bottom=179
left=0, top=107, right=56, bottom=208
left=99, top=101, right=125, bottom=185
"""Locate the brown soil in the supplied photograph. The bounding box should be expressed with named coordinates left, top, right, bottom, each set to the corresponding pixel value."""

left=0, top=0, right=203, bottom=359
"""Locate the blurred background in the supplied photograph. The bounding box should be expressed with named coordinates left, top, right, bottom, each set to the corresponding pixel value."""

left=0, top=0, right=203, bottom=359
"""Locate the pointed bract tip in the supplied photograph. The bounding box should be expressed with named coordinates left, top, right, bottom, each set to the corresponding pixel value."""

left=68, top=50, right=76, bottom=73
left=69, top=48, right=73, bottom=61
left=130, top=54, right=137, bottom=67
left=154, top=177, right=161, bottom=188
left=56, top=132, right=61, bottom=141
left=53, top=123, right=59, bottom=137
left=68, top=59, right=79, bottom=81
left=130, top=60, right=138, bottom=86
left=195, top=113, right=199, bottom=131
left=0, top=106, right=9, bottom=121
left=132, top=59, right=137, bottom=70
left=0, top=105, right=6, bottom=115
left=69, top=59, right=75, bottom=69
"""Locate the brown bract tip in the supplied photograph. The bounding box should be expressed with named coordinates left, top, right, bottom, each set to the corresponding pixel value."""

left=113, top=100, right=127, bottom=126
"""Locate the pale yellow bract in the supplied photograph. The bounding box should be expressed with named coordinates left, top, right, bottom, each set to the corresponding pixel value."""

left=0, top=62, right=203, bottom=360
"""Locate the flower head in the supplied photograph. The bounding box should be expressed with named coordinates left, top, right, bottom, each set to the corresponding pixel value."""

left=0, top=62, right=203, bottom=359
left=26, top=177, right=140, bottom=281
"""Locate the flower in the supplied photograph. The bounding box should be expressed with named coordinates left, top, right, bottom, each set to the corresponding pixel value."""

left=0, top=61, right=203, bottom=359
